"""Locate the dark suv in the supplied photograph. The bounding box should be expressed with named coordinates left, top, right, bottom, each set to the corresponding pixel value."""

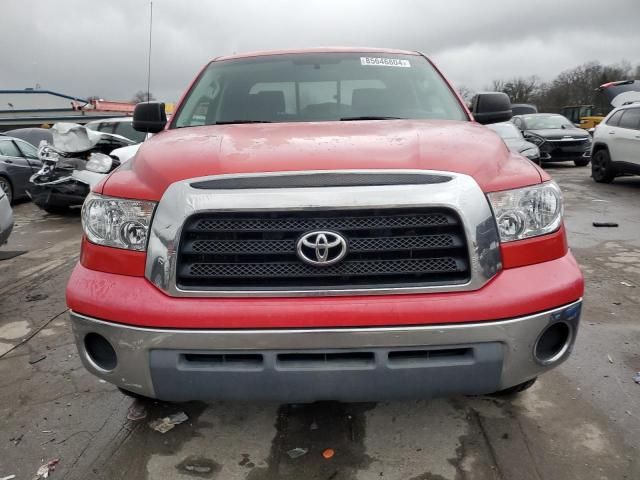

left=512, top=113, right=592, bottom=166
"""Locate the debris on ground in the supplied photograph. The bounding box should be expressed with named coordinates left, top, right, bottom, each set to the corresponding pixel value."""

left=9, top=434, right=23, bottom=446
left=25, top=293, right=48, bottom=302
left=1, top=475, right=17, bottom=480
left=633, top=372, right=640, bottom=385
left=322, top=448, right=335, bottom=459
left=607, top=354, right=614, bottom=364
left=126, top=399, right=148, bottom=421
left=33, top=459, right=59, bottom=479
left=148, top=411, right=188, bottom=433
left=286, top=447, right=309, bottom=459
left=310, top=421, right=319, bottom=431
left=620, top=281, right=635, bottom=288
left=29, top=353, right=47, bottom=365
left=176, top=456, right=220, bottom=476
left=592, top=222, right=618, bottom=227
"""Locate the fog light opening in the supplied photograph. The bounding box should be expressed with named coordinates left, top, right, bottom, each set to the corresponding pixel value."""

left=84, top=333, right=117, bottom=371
left=534, top=321, right=572, bottom=365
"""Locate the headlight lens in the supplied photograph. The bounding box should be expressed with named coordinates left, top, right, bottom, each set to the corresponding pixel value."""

left=85, top=153, right=113, bottom=173
left=487, top=181, right=563, bottom=242
left=521, top=147, right=540, bottom=159
left=525, top=133, right=545, bottom=146
left=82, top=193, right=156, bottom=251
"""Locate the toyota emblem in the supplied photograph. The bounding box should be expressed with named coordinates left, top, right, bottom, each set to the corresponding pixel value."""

left=296, top=231, right=348, bottom=266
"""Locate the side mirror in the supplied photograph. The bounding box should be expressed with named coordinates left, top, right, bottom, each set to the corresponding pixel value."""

left=133, top=102, right=167, bottom=133
left=471, top=92, right=512, bottom=125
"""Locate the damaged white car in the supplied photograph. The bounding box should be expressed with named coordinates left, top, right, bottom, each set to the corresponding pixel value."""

left=27, top=123, right=139, bottom=214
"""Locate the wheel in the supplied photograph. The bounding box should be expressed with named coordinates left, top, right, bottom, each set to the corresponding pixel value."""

left=574, top=159, right=590, bottom=167
left=490, top=377, right=537, bottom=396
left=591, top=149, right=615, bottom=183
left=0, top=176, right=13, bottom=205
left=42, top=205, right=70, bottom=215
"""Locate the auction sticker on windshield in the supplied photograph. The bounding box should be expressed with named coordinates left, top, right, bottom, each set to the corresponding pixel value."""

left=360, top=57, right=411, bottom=67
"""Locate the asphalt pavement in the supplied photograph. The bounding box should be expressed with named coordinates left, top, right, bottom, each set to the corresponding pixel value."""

left=0, top=164, right=638, bottom=480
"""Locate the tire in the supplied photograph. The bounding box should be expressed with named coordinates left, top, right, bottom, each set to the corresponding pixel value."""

left=574, top=159, right=590, bottom=167
left=490, top=377, right=537, bottom=396
left=0, top=176, right=13, bottom=205
left=591, top=149, right=615, bottom=183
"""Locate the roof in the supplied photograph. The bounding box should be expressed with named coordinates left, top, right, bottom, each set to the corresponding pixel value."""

left=214, top=46, right=420, bottom=62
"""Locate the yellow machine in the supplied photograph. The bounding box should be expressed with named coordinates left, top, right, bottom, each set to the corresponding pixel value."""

left=560, top=105, right=603, bottom=129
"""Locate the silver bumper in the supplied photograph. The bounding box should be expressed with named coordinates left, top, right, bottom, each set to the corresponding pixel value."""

left=71, top=300, right=582, bottom=401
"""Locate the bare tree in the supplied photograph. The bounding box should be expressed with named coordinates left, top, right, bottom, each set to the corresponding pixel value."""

left=131, top=91, right=156, bottom=103
left=456, top=85, right=475, bottom=104
left=489, top=79, right=506, bottom=92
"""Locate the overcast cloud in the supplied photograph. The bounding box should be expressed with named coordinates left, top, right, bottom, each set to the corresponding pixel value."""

left=2, top=0, right=640, bottom=102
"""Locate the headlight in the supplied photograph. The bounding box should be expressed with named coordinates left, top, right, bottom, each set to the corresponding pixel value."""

left=86, top=153, right=113, bottom=173
left=487, top=181, right=563, bottom=242
left=521, top=147, right=540, bottom=159
left=525, top=133, right=545, bottom=146
left=82, top=193, right=156, bottom=251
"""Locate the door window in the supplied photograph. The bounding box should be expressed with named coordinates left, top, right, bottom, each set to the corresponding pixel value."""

left=0, top=140, right=22, bottom=157
left=15, top=140, right=38, bottom=159
left=618, top=108, right=640, bottom=130
left=606, top=110, right=624, bottom=127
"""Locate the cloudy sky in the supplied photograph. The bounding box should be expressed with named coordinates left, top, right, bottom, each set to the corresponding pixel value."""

left=3, top=0, right=640, bottom=102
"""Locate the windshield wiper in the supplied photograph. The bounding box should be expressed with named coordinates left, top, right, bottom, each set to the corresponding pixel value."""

left=214, top=120, right=272, bottom=125
left=339, top=116, right=404, bottom=121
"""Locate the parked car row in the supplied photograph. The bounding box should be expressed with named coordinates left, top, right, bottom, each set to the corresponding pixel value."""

left=487, top=103, right=639, bottom=185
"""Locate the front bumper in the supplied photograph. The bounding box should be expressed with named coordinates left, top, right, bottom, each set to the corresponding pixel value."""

left=539, top=144, right=591, bottom=162
left=0, top=194, right=13, bottom=245
left=71, top=300, right=582, bottom=402
left=27, top=177, right=90, bottom=209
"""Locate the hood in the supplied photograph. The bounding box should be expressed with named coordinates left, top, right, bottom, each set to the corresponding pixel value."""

left=101, top=120, right=543, bottom=200
left=527, top=127, right=589, bottom=140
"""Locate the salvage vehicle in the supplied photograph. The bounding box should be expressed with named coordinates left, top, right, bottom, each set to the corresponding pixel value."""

left=0, top=187, right=12, bottom=245
left=512, top=113, right=592, bottom=166
left=591, top=101, right=640, bottom=183
left=28, top=123, right=134, bottom=213
left=0, top=135, right=42, bottom=204
left=67, top=48, right=584, bottom=402
left=487, top=122, right=540, bottom=164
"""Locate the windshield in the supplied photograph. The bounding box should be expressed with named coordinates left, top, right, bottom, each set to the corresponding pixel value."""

left=487, top=123, right=522, bottom=139
left=524, top=115, right=573, bottom=130
left=172, top=53, right=467, bottom=127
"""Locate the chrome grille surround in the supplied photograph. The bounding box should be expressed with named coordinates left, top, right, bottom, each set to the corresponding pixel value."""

left=145, top=170, right=502, bottom=297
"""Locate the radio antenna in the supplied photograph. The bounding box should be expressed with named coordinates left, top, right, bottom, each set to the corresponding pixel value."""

left=146, top=1, right=153, bottom=102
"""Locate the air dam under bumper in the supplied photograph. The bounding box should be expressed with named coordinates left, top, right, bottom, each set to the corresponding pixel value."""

left=71, top=300, right=581, bottom=402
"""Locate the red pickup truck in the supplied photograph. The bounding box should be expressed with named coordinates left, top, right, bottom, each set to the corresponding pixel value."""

left=67, top=48, right=583, bottom=402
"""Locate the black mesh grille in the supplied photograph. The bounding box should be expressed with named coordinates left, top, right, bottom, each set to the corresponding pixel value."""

left=177, top=208, right=470, bottom=291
